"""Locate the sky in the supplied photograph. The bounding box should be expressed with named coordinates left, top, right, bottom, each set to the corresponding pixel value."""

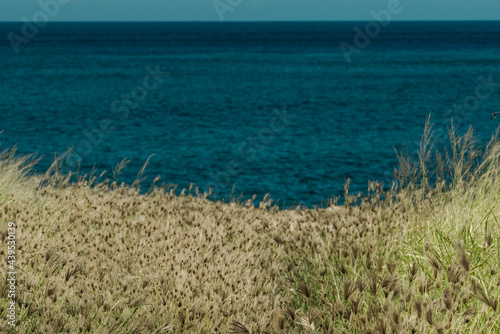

left=0, top=0, right=499, bottom=22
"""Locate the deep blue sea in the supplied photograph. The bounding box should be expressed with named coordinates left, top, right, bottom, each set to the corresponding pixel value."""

left=1, top=22, right=500, bottom=207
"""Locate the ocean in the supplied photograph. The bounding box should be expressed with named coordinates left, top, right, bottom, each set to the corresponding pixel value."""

left=1, top=21, right=499, bottom=207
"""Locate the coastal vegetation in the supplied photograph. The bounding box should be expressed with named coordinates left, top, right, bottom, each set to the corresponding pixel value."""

left=1, top=119, right=500, bottom=333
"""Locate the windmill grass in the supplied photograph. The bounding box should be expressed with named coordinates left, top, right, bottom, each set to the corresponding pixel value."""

left=1, top=118, right=500, bottom=333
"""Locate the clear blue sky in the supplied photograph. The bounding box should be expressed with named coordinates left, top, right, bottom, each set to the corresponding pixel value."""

left=0, top=0, right=499, bottom=22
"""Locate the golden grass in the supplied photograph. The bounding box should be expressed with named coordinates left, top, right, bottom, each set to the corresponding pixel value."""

left=1, top=118, right=500, bottom=333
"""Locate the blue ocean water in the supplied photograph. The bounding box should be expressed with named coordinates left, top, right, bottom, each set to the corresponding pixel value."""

left=0, top=22, right=499, bottom=207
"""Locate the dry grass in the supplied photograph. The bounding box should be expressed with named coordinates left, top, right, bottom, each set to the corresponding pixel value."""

left=1, top=118, right=500, bottom=333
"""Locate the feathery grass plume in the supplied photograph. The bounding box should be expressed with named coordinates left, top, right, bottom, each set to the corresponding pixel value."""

left=112, top=157, right=130, bottom=180
left=132, top=154, right=155, bottom=188
left=356, top=278, right=364, bottom=293
left=443, top=287, right=454, bottom=311
left=413, top=297, right=423, bottom=319
left=375, top=256, right=384, bottom=272
left=296, top=308, right=321, bottom=332
left=486, top=233, right=493, bottom=247
left=425, top=307, right=433, bottom=325
left=455, top=240, right=470, bottom=273
left=350, top=297, right=360, bottom=315
left=228, top=320, right=250, bottom=334
left=343, top=178, right=351, bottom=197
left=426, top=252, right=441, bottom=272
left=386, top=261, right=396, bottom=274
left=408, top=262, right=418, bottom=283
left=376, top=318, right=387, bottom=334
left=418, top=113, right=435, bottom=190
left=342, top=279, right=356, bottom=301
left=462, top=307, right=477, bottom=324
left=152, top=175, right=161, bottom=184
left=389, top=304, right=400, bottom=325
left=368, top=272, right=378, bottom=296
left=471, top=278, right=497, bottom=311
left=273, top=307, right=285, bottom=331
left=285, top=307, right=296, bottom=325
left=447, top=266, right=462, bottom=284
left=298, top=283, right=311, bottom=299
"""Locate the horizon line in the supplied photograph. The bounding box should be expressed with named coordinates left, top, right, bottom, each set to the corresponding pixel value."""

left=0, top=19, right=500, bottom=23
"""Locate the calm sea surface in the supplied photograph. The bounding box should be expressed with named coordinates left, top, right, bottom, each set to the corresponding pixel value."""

left=1, top=22, right=499, bottom=207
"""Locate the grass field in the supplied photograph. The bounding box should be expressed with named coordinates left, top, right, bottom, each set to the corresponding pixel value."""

left=1, top=119, right=500, bottom=333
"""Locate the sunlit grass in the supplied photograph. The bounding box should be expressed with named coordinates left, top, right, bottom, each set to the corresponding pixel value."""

left=1, top=118, right=500, bottom=333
